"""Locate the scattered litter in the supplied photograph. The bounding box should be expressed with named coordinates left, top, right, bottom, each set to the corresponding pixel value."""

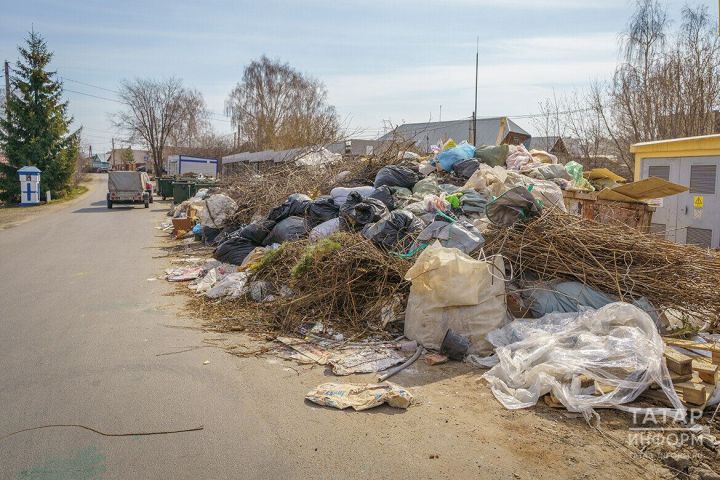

left=424, top=353, right=448, bottom=366
left=305, top=382, right=413, bottom=411
left=328, top=347, right=406, bottom=375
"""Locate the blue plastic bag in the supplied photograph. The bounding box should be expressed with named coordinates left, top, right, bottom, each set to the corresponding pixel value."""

left=436, top=142, right=476, bottom=172
left=192, top=223, right=202, bottom=235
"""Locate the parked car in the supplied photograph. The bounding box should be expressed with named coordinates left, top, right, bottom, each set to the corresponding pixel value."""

left=107, top=171, right=150, bottom=209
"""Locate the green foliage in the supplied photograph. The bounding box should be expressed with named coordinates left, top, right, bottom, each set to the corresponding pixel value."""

left=0, top=31, right=80, bottom=201
left=120, top=147, right=134, bottom=165
left=252, top=243, right=286, bottom=272
left=290, top=237, right=341, bottom=278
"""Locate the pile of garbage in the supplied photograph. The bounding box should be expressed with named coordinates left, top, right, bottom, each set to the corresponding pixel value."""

left=160, top=138, right=720, bottom=421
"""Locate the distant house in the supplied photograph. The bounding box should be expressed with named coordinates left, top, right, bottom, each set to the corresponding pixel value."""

left=528, top=136, right=568, bottom=155
left=91, top=153, right=111, bottom=172
left=326, top=139, right=380, bottom=156
left=107, top=148, right=150, bottom=170
left=378, top=117, right=531, bottom=153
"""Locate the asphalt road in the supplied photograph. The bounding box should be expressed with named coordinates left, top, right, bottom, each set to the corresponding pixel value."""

left=0, top=174, right=666, bottom=480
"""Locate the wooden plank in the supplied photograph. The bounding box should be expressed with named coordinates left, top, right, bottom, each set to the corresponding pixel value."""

left=674, top=382, right=709, bottom=406
left=692, top=360, right=719, bottom=385
left=664, top=347, right=693, bottom=375
left=663, top=338, right=720, bottom=354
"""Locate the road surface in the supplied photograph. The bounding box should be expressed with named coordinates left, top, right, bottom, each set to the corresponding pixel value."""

left=0, top=174, right=668, bottom=479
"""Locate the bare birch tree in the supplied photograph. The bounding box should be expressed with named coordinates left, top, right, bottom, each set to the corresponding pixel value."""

left=225, top=56, right=339, bottom=151
left=114, top=78, right=206, bottom=175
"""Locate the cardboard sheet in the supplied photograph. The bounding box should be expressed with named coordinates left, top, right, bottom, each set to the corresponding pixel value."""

left=611, top=176, right=687, bottom=200
left=585, top=168, right=626, bottom=183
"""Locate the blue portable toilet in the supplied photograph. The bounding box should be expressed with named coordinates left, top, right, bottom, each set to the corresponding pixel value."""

left=18, top=166, right=41, bottom=205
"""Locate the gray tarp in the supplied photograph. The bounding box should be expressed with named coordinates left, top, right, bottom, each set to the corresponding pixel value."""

left=108, top=171, right=144, bottom=192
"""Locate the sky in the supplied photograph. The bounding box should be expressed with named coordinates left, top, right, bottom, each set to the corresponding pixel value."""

left=0, top=0, right=713, bottom=153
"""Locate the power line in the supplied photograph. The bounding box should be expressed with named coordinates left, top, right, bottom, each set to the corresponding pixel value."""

left=62, top=77, right=120, bottom=95
left=64, top=88, right=125, bottom=104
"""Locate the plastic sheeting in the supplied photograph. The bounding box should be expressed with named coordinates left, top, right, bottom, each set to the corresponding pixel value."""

left=404, top=244, right=507, bottom=355
left=523, top=281, right=660, bottom=325
left=481, top=303, right=686, bottom=420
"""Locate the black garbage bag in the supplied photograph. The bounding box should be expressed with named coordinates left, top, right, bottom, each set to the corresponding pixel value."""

left=267, top=194, right=312, bottom=222
left=201, top=226, right=222, bottom=245
left=485, top=186, right=542, bottom=227
left=262, top=216, right=308, bottom=245
left=239, top=219, right=276, bottom=244
left=373, top=165, right=420, bottom=189
left=305, top=196, right=340, bottom=228
left=452, top=159, right=480, bottom=179
left=339, top=191, right=389, bottom=231
left=368, top=185, right=395, bottom=210
left=214, top=236, right=258, bottom=265
left=361, top=209, right=424, bottom=249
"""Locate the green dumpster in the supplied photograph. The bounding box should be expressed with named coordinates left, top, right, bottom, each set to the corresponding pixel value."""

left=190, top=181, right=217, bottom=196
left=172, top=181, right=194, bottom=204
left=158, top=177, right=175, bottom=200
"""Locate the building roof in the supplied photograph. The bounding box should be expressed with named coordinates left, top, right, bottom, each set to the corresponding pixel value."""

left=378, top=117, right=530, bottom=151
left=529, top=136, right=563, bottom=152
left=630, top=134, right=720, bottom=153
left=17, top=166, right=41, bottom=173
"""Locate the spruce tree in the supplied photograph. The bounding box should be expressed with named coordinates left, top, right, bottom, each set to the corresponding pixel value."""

left=0, top=31, right=80, bottom=202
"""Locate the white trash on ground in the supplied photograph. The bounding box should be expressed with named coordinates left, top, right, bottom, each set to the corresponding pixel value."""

left=305, top=382, right=413, bottom=411
left=480, top=302, right=686, bottom=420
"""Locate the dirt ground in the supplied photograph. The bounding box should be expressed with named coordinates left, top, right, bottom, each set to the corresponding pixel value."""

left=182, top=318, right=720, bottom=480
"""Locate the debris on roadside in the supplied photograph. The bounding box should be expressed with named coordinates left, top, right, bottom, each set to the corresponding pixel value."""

left=155, top=137, right=720, bottom=447
left=305, top=382, right=414, bottom=411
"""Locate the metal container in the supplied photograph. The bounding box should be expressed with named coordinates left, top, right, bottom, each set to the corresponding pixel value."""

left=172, top=181, right=194, bottom=204
left=157, top=177, right=175, bottom=200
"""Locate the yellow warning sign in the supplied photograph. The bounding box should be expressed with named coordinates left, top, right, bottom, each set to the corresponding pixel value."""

left=693, top=196, right=704, bottom=209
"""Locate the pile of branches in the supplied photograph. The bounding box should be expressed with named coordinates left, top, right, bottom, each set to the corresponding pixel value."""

left=485, top=211, right=720, bottom=328
left=219, top=138, right=418, bottom=227
left=231, top=233, right=410, bottom=335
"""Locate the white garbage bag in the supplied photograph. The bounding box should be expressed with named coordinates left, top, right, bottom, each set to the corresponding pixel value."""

left=199, top=194, right=238, bottom=228
left=403, top=243, right=507, bottom=355
left=481, top=302, right=686, bottom=420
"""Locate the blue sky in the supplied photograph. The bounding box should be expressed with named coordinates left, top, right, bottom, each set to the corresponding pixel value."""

left=0, top=0, right=712, bottom=152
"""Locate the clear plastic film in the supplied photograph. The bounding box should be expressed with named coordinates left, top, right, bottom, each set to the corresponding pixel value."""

left=481, top=303, right=686, bottom=421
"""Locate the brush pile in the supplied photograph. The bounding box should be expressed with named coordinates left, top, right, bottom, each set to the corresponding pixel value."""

left=484, top=210, right=720, bottom=327
left=238, top=232, right=410, bottom=334
left=220, top=140, right=415, bottom=227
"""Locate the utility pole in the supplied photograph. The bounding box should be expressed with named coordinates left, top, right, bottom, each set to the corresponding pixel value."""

left=4, top=60, right=10, bottom=109
left=472, top=37, right=479, bottom=146
left=111, top=137, right=115, bottom=168
left=439, top=105, right=442, bottom=122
